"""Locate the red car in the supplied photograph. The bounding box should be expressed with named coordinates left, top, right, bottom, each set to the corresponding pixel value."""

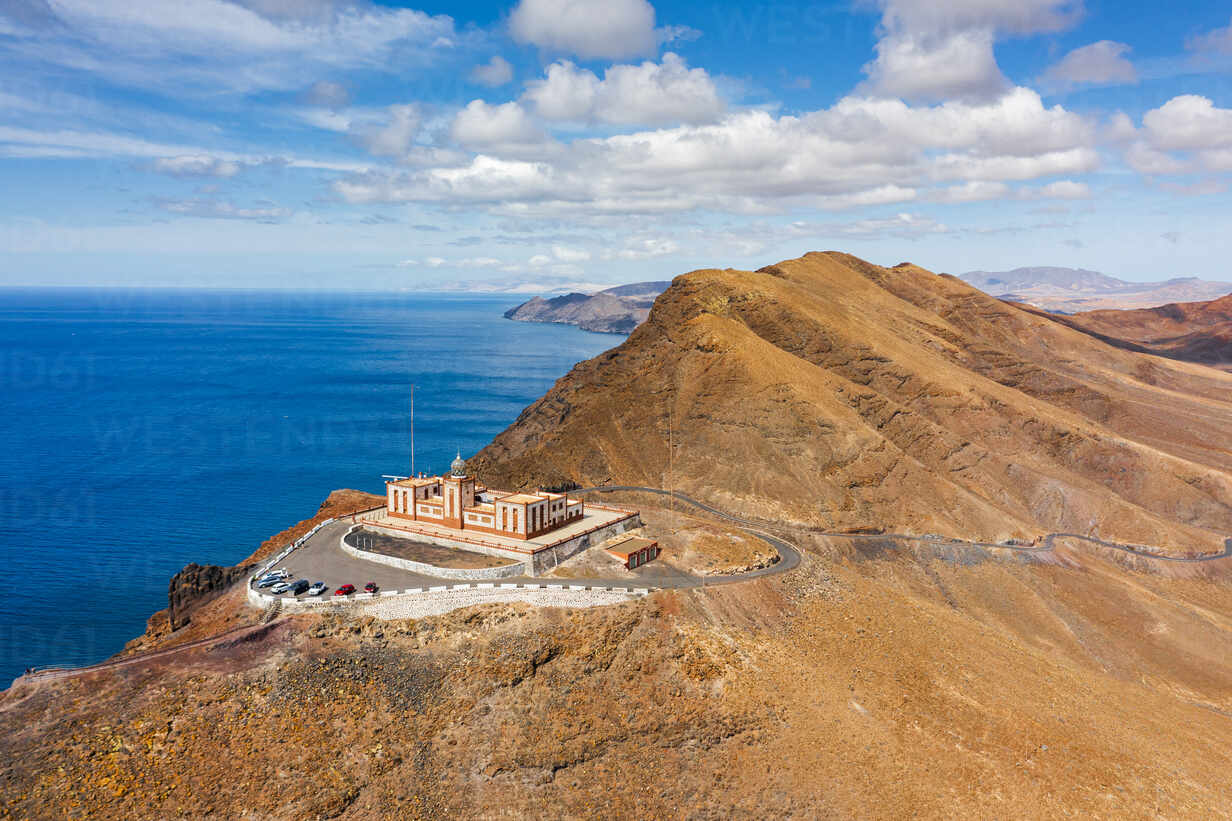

left=364, top=582, right=378, bottom=593
left=334, top=584, right=355, bottom=596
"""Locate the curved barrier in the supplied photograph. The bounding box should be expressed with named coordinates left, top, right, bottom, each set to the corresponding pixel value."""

left=338, top=525, right=529, bottom=581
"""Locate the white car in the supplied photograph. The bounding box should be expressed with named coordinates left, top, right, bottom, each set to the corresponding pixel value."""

left=269, top=581, right=292, bottom=595
left=256, top=569, right=289, bottom=583
left=306, top=582, right=327, bottom=596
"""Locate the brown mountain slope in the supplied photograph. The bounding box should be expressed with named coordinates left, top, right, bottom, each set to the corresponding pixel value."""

left=473, top=252, right=1232, bottom=553
left=1022, top=294, right=1232, bottom=369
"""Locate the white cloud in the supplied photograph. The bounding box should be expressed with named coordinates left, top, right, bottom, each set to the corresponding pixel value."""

left=869, top=0, right=1082, bottom=37
left=450, top=100, right=550, bottom=156
left=1142, top=95, right=1232, bottom=152
left=150, top=154, right=241, bottom=177
left=3, top=0, right=461, bottom=96
left=523, top=53, right=723, bottom=126
left=336, top=87, right=1098, bottom=214
left=157, top=197, right=291, bottom=221
left=1124, top=95, right=1232, bottom=178
left=611, top=237, right=678, bottom=259
left=470, top=55, right=514, bottom=87
left=860, top=0, right=1082, bottom=102
left=1041, top=41, right=1136, bottom=91
left=508, top=0, right=658, bottom=60
left=1034, top=180, right=1090, bottom=199
left=1186, top=17, right=1232, bottom=55
left=862, top=30, right=1008, bottom=103
left=550, top=244, right=590, bottom=262
left=932, top=180, right=1011, bottom=203
left=360, top=104, right=421, bottom=158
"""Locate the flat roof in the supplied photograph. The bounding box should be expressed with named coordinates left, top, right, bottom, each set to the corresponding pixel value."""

left=498, top=492, right=544, bottom=505
left=605, top=536, right=658, bottom=558
left=390, top=476, right=440, bottom=488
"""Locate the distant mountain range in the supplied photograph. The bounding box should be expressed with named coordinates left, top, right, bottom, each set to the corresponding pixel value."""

left=1019, top=293, right=1232, bottom=370
left=959, top=267, right=1232, bottom=313
left=504, top=281, right=671, bottom=334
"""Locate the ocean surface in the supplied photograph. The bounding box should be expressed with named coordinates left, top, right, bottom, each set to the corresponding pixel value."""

left=0, top=288, right=617, bottom=684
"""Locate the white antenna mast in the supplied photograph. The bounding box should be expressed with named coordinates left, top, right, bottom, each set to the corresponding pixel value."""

left=410, top=383, right=415, bottom=477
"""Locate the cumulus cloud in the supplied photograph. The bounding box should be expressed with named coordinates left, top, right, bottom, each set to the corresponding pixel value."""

left=523, top=53, right=723, bottom=126
left=470, top=55, right=514, bottom=87
left=336, top=87, right=1098, bottom=216
left=450, top=100, right=551, bottom=156
left=150, top=154, right=242, bottom=177
left=861, top=0, right=1083, bottom=102
left=863, top=29, right=1008, bottom=103
left=1123, top=95, right=1232, bottom=178
left=1141, top=95, right=1232, bottom=152
left=508, top=0, right=659, bottom=60
left=1041, top=41, right=1136, bottom=91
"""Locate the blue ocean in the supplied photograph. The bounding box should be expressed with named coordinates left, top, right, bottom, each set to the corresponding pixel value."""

left=0, top=289, right=617, bottom=684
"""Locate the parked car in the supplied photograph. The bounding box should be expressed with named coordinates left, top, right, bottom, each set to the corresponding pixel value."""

left=288, top=579, right=310, bottom=595
left=334, top=584, right=355, bottom=596
left=307, top=582, right=327, bottom=596
left=364, top=582, right=378, bottom=593
left=256, top=575, right=284, bottom=589
left=269, top=581, right=292, bottom=594
left=257, top=569, right=288, bottom=583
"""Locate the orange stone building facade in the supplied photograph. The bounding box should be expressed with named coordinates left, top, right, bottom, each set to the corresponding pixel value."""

left=385, top=455, right=584, bottom=541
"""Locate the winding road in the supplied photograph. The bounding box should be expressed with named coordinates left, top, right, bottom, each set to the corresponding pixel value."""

left=15, top=485, right=1230, bottom=684
left=579, top=486, right=1232, bottom=565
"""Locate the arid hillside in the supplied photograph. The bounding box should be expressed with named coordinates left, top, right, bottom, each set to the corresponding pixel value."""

left=4, top=515, right=1232, bottom=820
left=473, top=252, right=1232, bottom=553
left=1024, top=294, right=1232, bottom=369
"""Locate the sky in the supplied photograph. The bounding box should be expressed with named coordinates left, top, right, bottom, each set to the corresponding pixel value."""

left=1, top=0, right=1231, bottom=290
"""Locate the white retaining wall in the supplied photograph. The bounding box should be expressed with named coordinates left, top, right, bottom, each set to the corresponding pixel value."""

left=339, top=526, right=530, bottom=580
left=247, top=580, right=651, bottom=617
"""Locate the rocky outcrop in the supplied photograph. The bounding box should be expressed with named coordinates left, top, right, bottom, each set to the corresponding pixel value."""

left=168, top=562, right=254, bottom=630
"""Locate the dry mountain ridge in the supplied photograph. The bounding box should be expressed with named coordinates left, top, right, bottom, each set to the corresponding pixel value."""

left=1021, top=294, right=1232, bottom=370
left=474, top=251, right=1232, bottom=553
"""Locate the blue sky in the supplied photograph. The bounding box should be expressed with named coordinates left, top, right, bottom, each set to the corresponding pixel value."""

left=2, top=0, right=1231, bottom=290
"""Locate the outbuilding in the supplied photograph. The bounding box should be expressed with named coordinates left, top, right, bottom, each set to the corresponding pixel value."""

left=605, top=537, right=660, bottom=570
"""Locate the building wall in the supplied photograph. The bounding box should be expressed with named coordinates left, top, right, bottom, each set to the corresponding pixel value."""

left=387, top=478, right=585, bottom=541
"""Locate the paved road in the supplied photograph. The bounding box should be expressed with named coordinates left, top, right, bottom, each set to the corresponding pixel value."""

left=582, top=486, right=1232, bottom=564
